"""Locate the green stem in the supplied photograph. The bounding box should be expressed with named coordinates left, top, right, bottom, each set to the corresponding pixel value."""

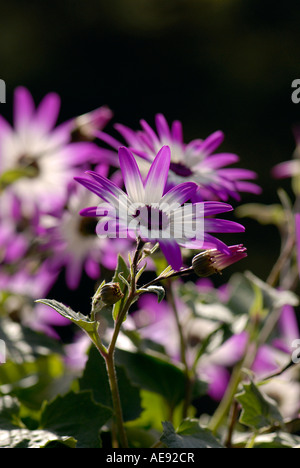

left=245, top=432, right=257, bottom=448
left=208, top=360, right=244, bottom=435
left=102, top=237, right=144, bottom=448
left=167, top=281, right=193, bottom=420
left=105, top=352, right=128, bottom=448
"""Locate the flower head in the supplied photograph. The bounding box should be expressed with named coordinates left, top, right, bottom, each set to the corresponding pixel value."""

left=75, top=145, right=245, bottom=270
left=96, top=113, right=261, bottom=201
left=0, top=87, right=100, bottom=214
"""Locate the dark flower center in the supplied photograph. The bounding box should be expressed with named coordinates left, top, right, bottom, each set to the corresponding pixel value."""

left=17, top=154, right=40, bottom=178
left=170, top=162, right=193, bottom=177
left=134, top=205, right=169, bottom=232
left=78, top=217, right=98, bottom=236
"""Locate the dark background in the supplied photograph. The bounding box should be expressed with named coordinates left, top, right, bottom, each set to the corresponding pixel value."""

left=2, top=0, right=300, bottom=298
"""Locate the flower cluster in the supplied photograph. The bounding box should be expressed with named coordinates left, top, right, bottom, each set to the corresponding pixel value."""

left=5, top=86, right=300, bottom=450
left=0, top=87, right=254, bottom=334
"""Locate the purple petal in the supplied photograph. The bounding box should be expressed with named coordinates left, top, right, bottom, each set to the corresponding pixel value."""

left=272, top=160, right=299, bottom=179
left=251, top=345, right=279, bottom=378
left=35, top=92, right=61, bottom=132
left=161, top=182, right=197, bottom=206
left=216, top=168, right=258, bottom=179
left=85, top=256, right=101, bottom=279
left=0, top=115, right=12, bottom=137
left=14, top=87, right=35, bottom=130
left=207, top=332, right=248, bottom=366
left=85, top=170, right=127, bottom=201
left=114, top=123, right=142, bottom=148
left=79, top=206, right=99, bottom=217
left=118, top=146, right=145, bottom=202
left=144, top=146, right=171, bottom=203
left=139, top=119, right=161, bottom=148
left=198, top=131, right=224, bottom=155
left=171, top=120, right=183, bottom=144
left=155, top=114, right=172, bottom=141
left=205, top=218, right=245, bottom=233
left=5, top=235, right=28, bottom=262
left=201, top=233, right=231, bottom=254
left=234, top=181, right=262, bottom=194
left=278, top=304, right=299, bottom=344
left=201, top=365, right=230, bottom=401
left=197, top=153, right=239, bottom=169
left=65, top=257, right=83, bottom=290
left=159, top=238, right=182, bottom=270
left=76, top=173, right=128, bottom=212
left=74, top=176, right=110, bottom=202
left=203, top=201, right=234, bottom=216
left=95, top=130, right=123, bottom=150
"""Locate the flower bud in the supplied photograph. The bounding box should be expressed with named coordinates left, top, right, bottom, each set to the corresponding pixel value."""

left=192, top=251, right=216, bottom=277
left=71, top=106, right=113, bottom=142
left=192, top=245, right=247, bottom=277
left=98, top=282, right=124, bottom=305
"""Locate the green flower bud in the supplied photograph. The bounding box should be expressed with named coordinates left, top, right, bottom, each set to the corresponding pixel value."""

left=191, top=251, right=216, bottom=277
left=98, top=282, right=124, bottom=305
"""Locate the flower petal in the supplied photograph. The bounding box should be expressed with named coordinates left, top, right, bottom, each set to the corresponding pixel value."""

left=205, top=218, right=245, bottom=233
left=118, top=146, right=145, bottom=202
left=155, top=114, right=172, bottom=141
left=14, top=86, right=35, bottom=130
left=159, top=238, right=182, bottom=270
left=161, top=182, right=197, bottom=207
left=35, top=92, right=61, bottom=132
left=144, top=146, right=171, bottom=203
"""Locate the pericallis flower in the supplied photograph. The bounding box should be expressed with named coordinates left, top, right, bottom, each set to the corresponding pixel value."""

left=96, top=113, right=261, bottom=201
left=42, top=183, right=129, bottom=289
left=0, top=86, right=101, bottom=214
left=75, top=145, right=245, bottom=271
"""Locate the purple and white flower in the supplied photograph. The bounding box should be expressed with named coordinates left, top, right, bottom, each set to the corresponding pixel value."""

left=96, top=113, right=261, bottom=201
left=0, top=87, right=100, bottom=214
left=75, top=145, right=245, bottom=270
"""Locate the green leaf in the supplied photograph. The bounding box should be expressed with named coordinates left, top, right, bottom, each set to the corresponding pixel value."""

left=35, top=299, right=97, bottom=333
left=235, top=381, right=284, bottom=430
left=115, top=349, right=187, bottom=409
left=0, top=428, right=77, bottom=448
left=79, top=346, right=142, bottom=422
left=0, top=396, right=77, bottom=448
left=0, top=354, right=72, bottom=410
left=0, top=396, right=23, bottom=430
left=139, top=285, right=165, bottom=303
left=39, top=390, right=112, bottom=448
left=160, top=420, right=224, bottom=448
left=111, top=254, right=130, bottom=321
left=233, top=431, right=300, bottom=448
left=0, top=317, right=63, bottom=363
left=0, top=167, right=37, bottom=190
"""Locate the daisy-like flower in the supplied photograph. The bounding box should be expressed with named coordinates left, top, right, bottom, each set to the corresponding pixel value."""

left=0, top=86, right=101, bottom=214
left=42, top=182, right=129, bottom=289
left=75, top=145, right=245, bottom=271
left=96, top=113, right=261, bottom=201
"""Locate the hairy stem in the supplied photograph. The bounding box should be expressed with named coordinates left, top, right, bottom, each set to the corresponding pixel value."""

left=103, top=237, right=144, bottom=448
